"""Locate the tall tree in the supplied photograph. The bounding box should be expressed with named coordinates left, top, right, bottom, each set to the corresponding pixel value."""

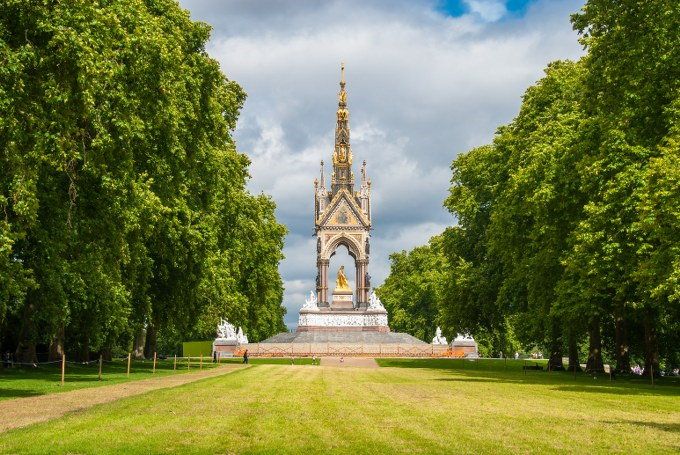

left=0, top=0, right=287, bottom=360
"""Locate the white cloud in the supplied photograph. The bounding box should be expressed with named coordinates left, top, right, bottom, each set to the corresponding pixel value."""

left=179, top=0, right=585, bottom=329
left=465, top=0, right=508, bottom=22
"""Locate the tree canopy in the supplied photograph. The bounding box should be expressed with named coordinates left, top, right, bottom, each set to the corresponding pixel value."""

left=378, top=0, right=679, bottom=373
left=0, top=0, right=287, bottom=362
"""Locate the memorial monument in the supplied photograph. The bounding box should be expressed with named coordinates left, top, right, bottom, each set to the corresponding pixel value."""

left=260, top=65, right=426, bottom=347
left=297, top=63, right=388, bottom=332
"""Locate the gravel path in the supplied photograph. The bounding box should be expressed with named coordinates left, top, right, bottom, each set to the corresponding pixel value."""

left=0, top=364, right=246, bottom=433
left=320, top=357, right=379, bottom=368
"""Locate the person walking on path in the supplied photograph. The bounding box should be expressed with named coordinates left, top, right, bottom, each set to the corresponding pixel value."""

left=243, top=349, right=249, bottom=364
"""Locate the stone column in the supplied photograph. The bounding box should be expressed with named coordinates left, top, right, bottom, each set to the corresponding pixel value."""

left=354, top=263, right=360, bottom=308
left=318, top=259, right=329, bottom=306
left=356, top=259, right=368, bottom=307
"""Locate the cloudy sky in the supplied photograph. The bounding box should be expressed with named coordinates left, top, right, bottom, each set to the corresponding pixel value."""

left=178, top=0, right=585, bottom=328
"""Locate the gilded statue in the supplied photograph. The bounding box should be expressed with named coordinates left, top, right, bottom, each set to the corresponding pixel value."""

left=335, top=265, right=351, bottom=291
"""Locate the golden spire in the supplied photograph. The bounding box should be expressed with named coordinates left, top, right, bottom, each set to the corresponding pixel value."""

left=331, top=62, right=354, bottom=194
left=334, top=63, right=351, bottom=166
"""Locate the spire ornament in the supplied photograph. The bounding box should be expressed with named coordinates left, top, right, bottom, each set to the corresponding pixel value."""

left=332, top=63, right=354, bottom=194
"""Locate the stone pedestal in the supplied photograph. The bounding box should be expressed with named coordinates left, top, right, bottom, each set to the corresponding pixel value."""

left=331, top=289, right=354, bottom=310
left=297, top=307, right=389, bottom=332
left=212, top=338, right=239, bottom=358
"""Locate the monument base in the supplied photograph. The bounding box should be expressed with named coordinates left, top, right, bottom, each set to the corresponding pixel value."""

left=212, top=338, right=238, bottom=358
left=298, top=307, right=389, bottom=332
left=330, top=289, right=354, bottom=310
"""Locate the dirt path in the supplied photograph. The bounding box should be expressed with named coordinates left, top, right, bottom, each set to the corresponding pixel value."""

left=0, top=364, right=245, bottom=433
left=320, top=357, right=378, bottom=368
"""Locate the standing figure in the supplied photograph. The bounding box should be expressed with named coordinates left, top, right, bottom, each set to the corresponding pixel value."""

left=336, top=265, right=350, bottom=290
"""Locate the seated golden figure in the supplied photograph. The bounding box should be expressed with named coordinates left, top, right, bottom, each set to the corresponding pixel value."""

left=335, top=265, right=351, bottom=291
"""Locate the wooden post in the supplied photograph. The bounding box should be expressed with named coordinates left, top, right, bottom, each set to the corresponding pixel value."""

left=524, top=359, right=527, bottom=376
left=187, top=356, right=190, bottom=370
left=153, top=352, right=157, bottom=374
left=61, top=353, right=66, bottom=386
left=651, top=363, right=654, bottom=387
left=98, top=355, right=103, bottom=381
left=200, top=353, right=203, bottom=370
left=126, top=353, right=131, bottom=378
left=173, top=354, right=177, bottom=371
left=609, top=365, right=612, bottom=381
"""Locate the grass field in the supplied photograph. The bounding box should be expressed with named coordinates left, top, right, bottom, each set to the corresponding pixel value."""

left=0, top=357, right=313, bottom=401
left=0, top=358, right=222, bottom=401
left=1, top=358, right=678, bottom=454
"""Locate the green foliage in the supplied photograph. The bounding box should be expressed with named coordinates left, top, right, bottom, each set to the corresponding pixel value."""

left=376, top=236, right=447, bottom=341
left=380, top=0, right=679, bottom=370
left=0, top=0, right=286, bottom=359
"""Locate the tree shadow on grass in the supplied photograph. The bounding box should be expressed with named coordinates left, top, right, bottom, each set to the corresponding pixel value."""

left=381, top=361, right=680, bottom=396
left=0, top=388, right=44, bottom=399
left=601, top=420, right=680, bottom=434
left=431, top=370, right=680, bottom=396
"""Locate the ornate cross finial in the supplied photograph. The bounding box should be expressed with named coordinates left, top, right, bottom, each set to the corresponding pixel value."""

left=341, top=62, right=345, bottom=84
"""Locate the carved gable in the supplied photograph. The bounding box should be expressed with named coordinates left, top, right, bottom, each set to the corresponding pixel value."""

left=318, top=189, right=369, bottom=229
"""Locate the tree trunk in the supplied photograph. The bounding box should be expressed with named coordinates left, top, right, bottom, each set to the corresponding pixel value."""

left=547, top=321, right=564, bottom=371
left=15, top=303, right=37, bottom=364
left=585, top=317, right=604, bottom=373
left=567, top=330, right=581, bottom=372
left=48, top=326, right=65, bottom=362
left=15, top=340, right=37, bottom=364
left=133, top=326, right=146, bottom=359
left=80, top=334, right=89, bottom=362
left=614, top=309, right=630, bottom=374
left=144, top=323, right=157, bottom=359
left=643, top=309, right=660, bottom=377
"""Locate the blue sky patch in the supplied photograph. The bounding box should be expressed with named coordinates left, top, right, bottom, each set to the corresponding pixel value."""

left=437, top=0, right=535, bottom=19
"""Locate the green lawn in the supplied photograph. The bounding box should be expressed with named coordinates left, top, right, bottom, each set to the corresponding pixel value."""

left=0, top=357, right=220, bottom=400
left=1, top=359, right=678, bottom=454
left=0, top=357, right=314, bottom=401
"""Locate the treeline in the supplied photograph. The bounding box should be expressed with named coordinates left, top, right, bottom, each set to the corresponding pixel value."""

left=378, top=0, right=679, bottom=373
left=0, top=0, right=287, bottom=363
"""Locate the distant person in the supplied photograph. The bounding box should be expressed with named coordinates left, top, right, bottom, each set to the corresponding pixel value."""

left=514, top=352, right=519, bottom=360
left=213, top=351, right=217, bottom=363
left=312, top=355, right=317, bottom=365
left=3, top=351, right=11, bottom=368
left=243, top=349, right=249, bottom=364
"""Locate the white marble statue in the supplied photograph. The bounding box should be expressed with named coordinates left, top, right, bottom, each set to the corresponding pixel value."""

left=216, top=318, right=237, bottom=340
left=368, top=291, right=385, bottom=310
left=431, top=326, right=448, bottom=345
left=453, top=333, right=475, bottom=342
left=236, top=327, right=248, bottom=344
left=302, top=290, right=319, bottom=310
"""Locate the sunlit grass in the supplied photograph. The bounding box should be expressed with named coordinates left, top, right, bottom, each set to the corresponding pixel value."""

left=1, top=360, right=678, bottom=454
